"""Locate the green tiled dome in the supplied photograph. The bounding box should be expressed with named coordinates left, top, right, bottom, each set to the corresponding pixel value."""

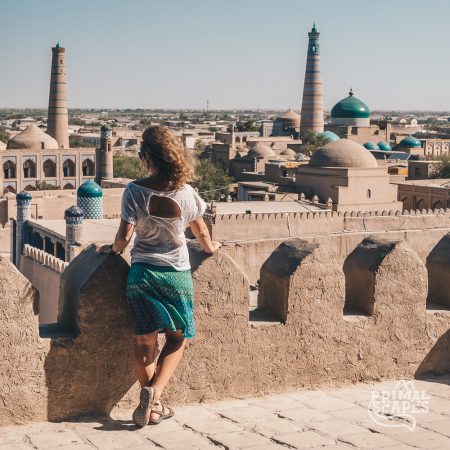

left=319, top=131, right=340, bottom=142
left=331, top=90, right=370, bottom=119
left=398, top=136, right=421, bottom=148
left=363, top=142, right=379, bottom=150
left=77, top=179, right=103, bottom=198
left=377, top=141, right=392, bottom=151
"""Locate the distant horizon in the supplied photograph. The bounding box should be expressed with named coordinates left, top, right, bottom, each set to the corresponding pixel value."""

left=1, top=0, right=450, bottom=111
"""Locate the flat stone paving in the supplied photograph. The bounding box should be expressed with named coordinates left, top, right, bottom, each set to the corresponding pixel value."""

left=1, top=378, right=449, bottom=449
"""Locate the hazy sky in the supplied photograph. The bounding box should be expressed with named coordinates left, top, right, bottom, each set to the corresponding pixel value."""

left=1, top=0, right=449, bottom=111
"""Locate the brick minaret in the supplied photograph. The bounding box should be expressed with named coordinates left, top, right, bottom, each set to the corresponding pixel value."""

left=47, top=42, right=69, bottom=149
left=300, top=24, right=324, bottom=136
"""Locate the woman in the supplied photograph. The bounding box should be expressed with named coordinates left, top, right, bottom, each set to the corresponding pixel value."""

left=99, top=126, right=221, bottom=427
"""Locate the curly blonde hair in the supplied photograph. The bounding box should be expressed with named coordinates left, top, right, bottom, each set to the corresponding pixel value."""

left=140, top=126, right=195, bottom=189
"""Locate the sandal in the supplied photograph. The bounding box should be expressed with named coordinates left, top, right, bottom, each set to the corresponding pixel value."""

left=132, top=386, right=156, bottom=427
left=148, top=400, right=175, bottom=425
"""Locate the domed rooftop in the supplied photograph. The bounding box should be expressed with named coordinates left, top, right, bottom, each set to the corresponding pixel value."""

left=6, top=124, right=59, bottom=150
left=77, top=179, right=103, bottom=198
left=331, top=89, right=370, bottom=119
left=280, top=148, right=296, bottom=157
left=309, top=139, right=378, bottom=168
left=248, top=143, right=277, bottom=159
left=398, top=136, right=421, bottom=148
left=377, top=141, right=392, bottom=151
left=277, top=108, right=300, bottom=121
left=363, top=141, right=380, bottom=150
left=319, top=131, right=340, bottom=142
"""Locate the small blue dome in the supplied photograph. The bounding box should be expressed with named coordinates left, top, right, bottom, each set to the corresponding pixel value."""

left=16, top=191, right=32, bottom=201
left=398, top=136, right=421, bottom=148
left=64, top=205, right=84, bottom=218
left=319, top=131, right=340, bottom=142
left=377, top=141, right=392, bottom=151
left=363, top=142, right=380, bottom=150
left=77, top=179, right=103, bottom=198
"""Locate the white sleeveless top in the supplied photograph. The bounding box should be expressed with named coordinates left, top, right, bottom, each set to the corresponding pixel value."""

left=121, top=182, right=206, bottom=270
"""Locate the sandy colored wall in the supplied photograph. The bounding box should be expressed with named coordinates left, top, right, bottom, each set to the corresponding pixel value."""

left=20, top=254, right=63, bottom=324
left=0, top=188, right=124, bottom=225
left=1, top=239, right=449, bottom=426
left=221, top=225, right=450, bottom=284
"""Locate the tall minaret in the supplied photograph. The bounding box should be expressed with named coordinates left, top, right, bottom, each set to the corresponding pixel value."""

left=47, top=42, right=69, bottom=149
left=300, top=23, right=324, bottom=136
left=99, top=125, right=113, bottom=181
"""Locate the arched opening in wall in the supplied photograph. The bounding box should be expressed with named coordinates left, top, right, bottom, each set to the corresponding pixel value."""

left=43, top=159, right=56, bottom=177
left=63, top=183, right=75, bottom=190
left=432, top=200, right=444, bottom=210
left=23, top=159, right=37, bottom=178
left=426, top=236, right=450, bottom=312
left=24, top=184, right=35, bottom=191
left=415, top=199, right=425, bottom=210
left=82, top=159, right=95, bottom=176
left=3, top=185, right=16, bottom=195
left=63, top=159, right=76, bottom=177
left=343, top=247, right=374, bottom=317
left=367, top=189, right=371, bottom=198
left=3, top=160, right=16, bottom=179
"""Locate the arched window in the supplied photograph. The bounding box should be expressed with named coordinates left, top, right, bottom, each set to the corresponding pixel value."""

left=3, top=160, right=16, bottom=179
left=3, top=185, right=16, bottom=194
left=82, top=159, right=95, bottom=176
left=43, top=159, right=56, bottom=177
left=63, top=159, right=76, bottom=177
left=367, top=189, right=371, bottom=198
left=23, top=159, right=37, bottom=178
left=63, top=183, right=75, bottom=190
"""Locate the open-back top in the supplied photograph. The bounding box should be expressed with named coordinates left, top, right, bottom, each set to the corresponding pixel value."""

left=121, top=182, right=206, bottom=270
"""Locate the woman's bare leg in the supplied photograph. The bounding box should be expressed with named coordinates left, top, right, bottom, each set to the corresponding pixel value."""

left=134, top=332, right=158, bottom=388
left=151, top=330, right=186, bottom=419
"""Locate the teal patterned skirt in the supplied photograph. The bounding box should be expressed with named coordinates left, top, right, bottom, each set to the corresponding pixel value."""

left=126, top=262, right=195, bottom=338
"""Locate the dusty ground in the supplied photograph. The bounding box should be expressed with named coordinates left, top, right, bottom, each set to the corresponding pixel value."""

left=1, top=378, right=449, bottom=449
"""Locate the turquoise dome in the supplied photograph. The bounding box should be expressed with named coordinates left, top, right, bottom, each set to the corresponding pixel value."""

left=398, top=136, right=421, bottom=148
left=363, top=142, right=380, bottom=150
left=319, top=131, right=340, bottom=142
left=377, top=141, right=392, bottom=151
left=77, top=179, right=103, bottom=198
left=331, top=90, right=370, bottom=119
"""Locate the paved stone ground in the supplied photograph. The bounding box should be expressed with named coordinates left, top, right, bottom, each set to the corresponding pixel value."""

left=1, top=378, right=450, bottom=449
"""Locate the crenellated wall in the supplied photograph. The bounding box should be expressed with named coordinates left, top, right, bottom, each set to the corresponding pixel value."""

left=0, top=236, right=449, bottom=425
left=214, top=208, right=450, bottom=283
left=20, top=244, right=68, bottom=324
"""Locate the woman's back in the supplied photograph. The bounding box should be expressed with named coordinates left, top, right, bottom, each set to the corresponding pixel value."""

left=121, top=181, right=206, bottom=270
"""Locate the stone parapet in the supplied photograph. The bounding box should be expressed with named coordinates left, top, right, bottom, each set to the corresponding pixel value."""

left=23, top=244, right=68, bottom=274
left=0, top=237, right=449, bottom=425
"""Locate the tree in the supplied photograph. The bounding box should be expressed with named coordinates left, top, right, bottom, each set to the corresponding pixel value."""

left=191, top=159, right=232, bottom=202
left=430, top=155, right=450, bottom=179
left=0, top=127, right=10, bottom=143
left=235, top=120, right=259, bottom=132
left=300, top=131, right=329, bottom=156
left=69, top=135, right=96, bottom=148
left=33, top=181, right=61, bottom=191
left=113, top=156, right=148, bottom=179
left=194, top=139, right=206, bottom=151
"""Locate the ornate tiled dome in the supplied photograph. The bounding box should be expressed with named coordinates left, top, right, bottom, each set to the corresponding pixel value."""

left=363, top=142, right=380, bottom=150
left=331, top=90, right=370, bottom=119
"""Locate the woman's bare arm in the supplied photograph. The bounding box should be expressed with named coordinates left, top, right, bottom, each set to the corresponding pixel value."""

left=189, top=217, right=221, bottom=254
left=98, top=219, right=135, bottom=254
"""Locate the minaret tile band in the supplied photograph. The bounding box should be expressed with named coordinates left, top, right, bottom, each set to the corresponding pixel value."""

left=47, top=44, right=69, bottom=149
left=300, top=24, right=324, bottom=136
